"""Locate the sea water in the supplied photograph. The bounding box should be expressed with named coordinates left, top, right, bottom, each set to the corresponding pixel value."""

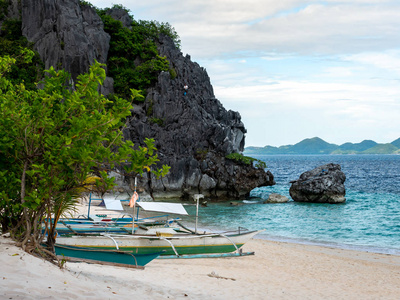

left=183, top=155, right=400, bottom=255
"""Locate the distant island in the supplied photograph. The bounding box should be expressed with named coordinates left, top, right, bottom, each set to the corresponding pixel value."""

left=244, top=137, right=400, bottom=155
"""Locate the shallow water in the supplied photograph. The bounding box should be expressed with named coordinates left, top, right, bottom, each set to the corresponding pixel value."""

left=183, top=155, right=400, bottom=255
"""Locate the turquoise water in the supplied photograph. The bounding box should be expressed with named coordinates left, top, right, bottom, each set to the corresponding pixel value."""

left=184, top=155, right=400, bottom=255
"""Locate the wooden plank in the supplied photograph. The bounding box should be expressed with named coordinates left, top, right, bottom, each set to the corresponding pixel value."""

left=158, top=251, right=255, bottom=259
left=58, top=256, right=145, bottom=269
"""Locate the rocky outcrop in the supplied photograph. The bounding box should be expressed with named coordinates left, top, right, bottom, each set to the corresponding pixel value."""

left=104, top=7, right=132, bottom=30
left=5, top=1, right=275, bottom=200
left=20, top=0, right=114, bottom=95
left=264, top=193, right=289, bottom=203
left=289, top=163, right=346, bottom=203
left=124, top=34, right=274, bottom=200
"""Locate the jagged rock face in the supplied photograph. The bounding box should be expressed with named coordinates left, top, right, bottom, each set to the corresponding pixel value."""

left=289, top=163, right=346, bottom=203
left=20, top=0, right=114, bottom=95
left=123, top=34, right=275, bottom=200
left=9, top=2, right=275, bottom=200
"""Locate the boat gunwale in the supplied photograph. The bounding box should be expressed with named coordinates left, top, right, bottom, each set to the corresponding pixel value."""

left=61, top=229, right=261, bottom=240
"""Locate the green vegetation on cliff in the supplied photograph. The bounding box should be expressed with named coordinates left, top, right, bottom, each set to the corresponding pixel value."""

left=96, top=4, right=180, bottom=100
left=0, top=1, right=44, bottom=90
left=226, top=153, right=267, bottom=169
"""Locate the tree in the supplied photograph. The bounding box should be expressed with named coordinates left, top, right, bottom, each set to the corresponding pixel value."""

left=0, top=51, right=169, bottom=263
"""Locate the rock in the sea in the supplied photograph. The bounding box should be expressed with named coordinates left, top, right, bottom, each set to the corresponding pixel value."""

left=289, top=163, right=346, bottom=203
left=264, top=193, right=289, bottom=203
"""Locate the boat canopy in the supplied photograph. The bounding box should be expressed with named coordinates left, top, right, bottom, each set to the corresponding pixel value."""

left=137, top=202, right=188, bottom=215
left=102, top=196, right=188, bottom=216
left=103, top=197, right=124, bottom=211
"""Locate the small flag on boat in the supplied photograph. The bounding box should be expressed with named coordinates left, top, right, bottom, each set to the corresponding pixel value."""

left=129, top=191, right=139, bottom=208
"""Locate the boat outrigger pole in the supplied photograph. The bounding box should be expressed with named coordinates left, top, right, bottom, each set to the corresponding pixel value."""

left=195, top=197, right=199, bottom=234
left=129, top=176, right=139, bottom=234
left=193, top=194, right=203, bottom=234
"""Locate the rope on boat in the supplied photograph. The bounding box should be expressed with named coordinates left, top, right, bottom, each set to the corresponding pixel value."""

left=126, top=252, right=139, bottom=267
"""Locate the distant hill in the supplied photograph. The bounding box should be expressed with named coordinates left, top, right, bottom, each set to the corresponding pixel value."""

left=362, top=143, right=399, bottom=154
left=289, top=137, right=337, bottom=154
left=338, top=140, right=377, bottom=152
left=391, top=138, right=400, bottom=148
left=244, top=137, right=400, bottom=155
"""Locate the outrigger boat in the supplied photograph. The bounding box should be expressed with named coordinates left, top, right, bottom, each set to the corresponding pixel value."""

left=55, top=229, right=260, bottom=258
left=55, top=191, right=260, bottom=259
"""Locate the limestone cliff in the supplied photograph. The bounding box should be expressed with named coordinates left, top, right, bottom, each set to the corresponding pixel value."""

left=20, top=0, right=114, bottom=94
left=2, top=0, right=275, bottom=200
left=124, top=34, right=274, bottom=200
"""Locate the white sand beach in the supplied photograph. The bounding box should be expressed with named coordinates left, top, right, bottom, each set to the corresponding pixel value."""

left=1, top=234, right=399, bottom=300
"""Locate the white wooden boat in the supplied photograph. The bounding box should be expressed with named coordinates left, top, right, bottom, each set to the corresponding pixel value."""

left=55, top=229, right=260, bottom=257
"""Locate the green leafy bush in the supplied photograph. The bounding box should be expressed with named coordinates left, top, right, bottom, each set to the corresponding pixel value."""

left=0, top=0, right=9, bottom=21
left=195, top=149, right=208, bottom=161
left=0, top=23, right=44, bottom=90
left=0, top=54, right=169, bottom=257
left=78, top=0, right=94, bottom=8
left=169, top=67, right=177, bottom=79
left=149, top=117, right=164, bottom=126
left=0, top=6, right=44, bottom=88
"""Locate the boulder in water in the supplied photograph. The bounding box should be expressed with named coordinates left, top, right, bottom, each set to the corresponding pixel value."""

left=264, top=193, right=289, bottom=203
left=289, top=163, right=346, bottom=203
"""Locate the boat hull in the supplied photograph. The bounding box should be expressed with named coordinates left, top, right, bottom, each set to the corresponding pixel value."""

left=55, top=230, right=260, bottom=256
left=54, top=244, right=163, bottom=268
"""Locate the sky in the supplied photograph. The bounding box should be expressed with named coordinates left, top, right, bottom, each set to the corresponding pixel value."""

left=90, top=0, right=400, bottom=147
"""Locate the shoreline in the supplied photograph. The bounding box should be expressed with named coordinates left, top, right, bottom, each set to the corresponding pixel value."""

left=1, top=235, right=399, bottom=299
left=77, top=197, right=400, bottom=256
left=256, top=233, right=400, bottom=256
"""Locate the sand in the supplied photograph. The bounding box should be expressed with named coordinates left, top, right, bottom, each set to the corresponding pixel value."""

left=1, top=234, right=399, bottom=300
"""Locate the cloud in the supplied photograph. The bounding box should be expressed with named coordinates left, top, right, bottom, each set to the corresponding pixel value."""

left=344, top=51, right=400, bottom=74
left=90, top=1, right=400, bottom=60
left=227, top=76, right=400, bottom=146
left=213, top=69, right=400, bottom=141
left=89, top=0, right=400, bottom=146
left=320, top=66, right=355, bottom=78
left=122, top=1, right=400, bottom=59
